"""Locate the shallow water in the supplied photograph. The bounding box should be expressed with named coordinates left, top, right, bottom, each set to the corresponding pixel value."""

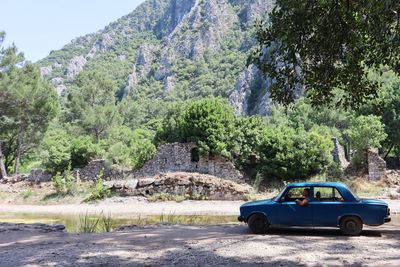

left=0, top=212, right=398, bottom=233
left=0, top=212, right=239, bottom=233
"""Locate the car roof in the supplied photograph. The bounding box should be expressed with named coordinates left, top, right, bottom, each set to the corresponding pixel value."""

left=286, top=182, right=348, bottom=189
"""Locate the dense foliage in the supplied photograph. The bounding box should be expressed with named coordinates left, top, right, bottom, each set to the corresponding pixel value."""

left=155, top=97, right=335, bottom=181
left=253, top=0, right=400, bottom=107
left=0, top=33, right=59, bottom=176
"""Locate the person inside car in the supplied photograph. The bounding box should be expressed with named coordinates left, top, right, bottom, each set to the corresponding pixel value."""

left=295, top=188, right=310, bottom=206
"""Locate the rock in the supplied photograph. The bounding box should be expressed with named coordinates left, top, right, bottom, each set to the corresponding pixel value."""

left=104, top=179, right=138, bottom=190
left=156, top=0, right=197, bottom=35
left=237, top=0, right=275, bottom=25
left=166, top=0, right=238, bottom=59
left=40, top=66, right=52, bottom=78
left=65, top=56, right=87, bottom=78
left=138, top=178, right=156, bottom=187
left=53, top=224, right=66, bottom=231
left=128, top=172, right=252, bottom=200
left=27, top=169, right=52, bottom=183
left=0, top=223, right=65, bottom=233
left=51, top=77, right=66, bottom=95
left=229, top=64, right=272, bottom=115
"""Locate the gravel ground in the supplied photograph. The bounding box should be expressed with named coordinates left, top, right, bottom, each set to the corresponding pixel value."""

left=0, top=199, right=399, bottom=266
left=0, top=223, right=399, bottom=267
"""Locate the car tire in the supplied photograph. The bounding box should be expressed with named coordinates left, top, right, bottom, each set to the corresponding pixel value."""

left=248, top=214, right=269, bottom=234
left=340, top=216, right=363, bottom=236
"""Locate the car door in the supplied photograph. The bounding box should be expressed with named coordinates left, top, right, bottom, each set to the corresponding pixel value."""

left=311, top=186, right=345, bottom=226
left=276, top=187, right=313, bottom=226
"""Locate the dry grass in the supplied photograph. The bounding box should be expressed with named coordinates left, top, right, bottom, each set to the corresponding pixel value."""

left=345, top=177, right=387, bottom=197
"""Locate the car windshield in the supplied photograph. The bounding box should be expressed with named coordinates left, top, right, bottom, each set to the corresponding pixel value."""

left=273, top=187, right=287, bottom=202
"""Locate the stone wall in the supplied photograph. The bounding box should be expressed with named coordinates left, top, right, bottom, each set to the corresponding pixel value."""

left=368, top=148, right=386, bottom=181
left=26, top=169, right=52, bottom=183
left=105, top=172, right=252, bottom=201
left=73, top=159, right=133, bottom=181
left=331, top=137, right=349, bottom=169
left=134, top=143, right=244, bottom=182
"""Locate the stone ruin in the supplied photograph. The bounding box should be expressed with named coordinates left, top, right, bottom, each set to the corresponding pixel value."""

left=104, top=172, right=252, bottom=201
left=331, top=137, right=349, bottom=169
left=72, top=159, right=133, bottom=181
left=134, top=143, right=244, bottom=183
left=367, top=148, right=386, bottom=181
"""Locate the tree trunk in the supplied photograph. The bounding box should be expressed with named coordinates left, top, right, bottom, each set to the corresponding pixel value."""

left=0, top=142, right=7, bottom=179
left=384, top=144, right=394, bottom=159
left=13, top=133, right=22, bottom=174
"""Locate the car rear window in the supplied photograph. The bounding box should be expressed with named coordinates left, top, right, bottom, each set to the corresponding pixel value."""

left=313, top=187, right=345, bottom=202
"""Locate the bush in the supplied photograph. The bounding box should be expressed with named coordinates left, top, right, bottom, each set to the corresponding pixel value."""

left=179, top=97, right=236, bottom=157
left=258, top=125, right=333, bottom=181
left=70, top=136, right=101, bottom=168
left=346, top=115, right=387, bottom=168
left=85, top=176, right=111, bottom=202
left=102, top=126, right=156, bottom=169
left=52, top=165, right=76, bottom=195
left=42, top=128, right=71, bottom=173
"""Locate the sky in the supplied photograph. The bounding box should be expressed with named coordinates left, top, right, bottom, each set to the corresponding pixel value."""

left=0, top=0, right=146, bottom=62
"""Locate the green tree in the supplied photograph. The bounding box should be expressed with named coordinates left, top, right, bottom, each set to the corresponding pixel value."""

left=230, top=116, right=267, bottom=168
left=179, top=97, right=236, bottom=157
left=359, top=73, right=400, bottom=157
left=258, top=125, right=333, bottom=181
left=42, top=127, right=72, bottom=173
left=65, top=71, right=122, bottom=141
left=102, top=126, right=156, bottom=169
left=253, top=0, right=400, bottom=107
left=0, top=34, right=59, bottom=174
left=70, top=136, right=101, bottom=168
left=346, top=115, right=387, bottom=167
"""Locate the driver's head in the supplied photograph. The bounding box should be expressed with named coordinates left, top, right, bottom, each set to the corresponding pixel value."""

left=303, top=188, right=310, bottom=197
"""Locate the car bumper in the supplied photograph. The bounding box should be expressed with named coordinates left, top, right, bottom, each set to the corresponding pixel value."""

left=238, top=216, right=245, bottom=222
left=384, top=216, right=391, bottom=223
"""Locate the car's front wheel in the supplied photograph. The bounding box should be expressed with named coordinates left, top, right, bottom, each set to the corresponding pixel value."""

left=248, top=214, right=269, bottom=234
left=340, top=216, right=363, bottom=236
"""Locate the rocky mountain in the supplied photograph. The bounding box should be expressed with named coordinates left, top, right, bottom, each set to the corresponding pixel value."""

left=38, top=0, right=275, bottom=116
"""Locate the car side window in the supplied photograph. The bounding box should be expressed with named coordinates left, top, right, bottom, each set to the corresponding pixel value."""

left=283, top=187, right=309, bottom=202
left=313, top=187, right=345, bottom=202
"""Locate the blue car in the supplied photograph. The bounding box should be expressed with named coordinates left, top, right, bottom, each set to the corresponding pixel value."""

left=238, top=182, right=391, bottom=235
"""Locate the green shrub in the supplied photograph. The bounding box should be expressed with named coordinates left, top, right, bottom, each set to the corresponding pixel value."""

left=42, top=128, right=71, bottom=173
left=258, top=125, right=333, bottom=181
left=85, top=176, right=111, bottom=202
left=70, top=136, right=100, bottom=168
left=51, top=166, right=76, bottom=195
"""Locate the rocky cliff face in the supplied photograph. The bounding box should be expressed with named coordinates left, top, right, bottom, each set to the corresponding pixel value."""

left=37, top=0, right=276, bottom=115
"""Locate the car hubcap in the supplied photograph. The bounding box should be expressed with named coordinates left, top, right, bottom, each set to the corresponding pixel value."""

left=346, top=221, right=356, bottom=231
left=255, top=219, right=264, bottom=229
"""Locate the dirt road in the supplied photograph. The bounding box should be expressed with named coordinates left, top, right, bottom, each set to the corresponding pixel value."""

left=0, top=223, right=399, bottom=267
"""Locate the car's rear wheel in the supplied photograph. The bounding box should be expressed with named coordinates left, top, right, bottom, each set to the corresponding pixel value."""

left=248, top=214, right=269, bottom=234
left=340, top=216, right=363, bottom=236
